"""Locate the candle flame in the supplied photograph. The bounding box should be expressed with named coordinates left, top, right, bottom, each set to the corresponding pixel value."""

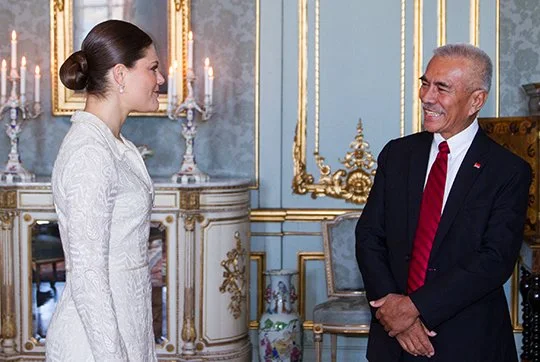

left=11, top=30, right=16, bottom=41
left=1, top=59, right=6, bottom=69
left=188, top=31, right=193, bottom=41
left=204, top=58, right=210, bottom=67
left=35, top=65, right=40, bottom=75
left=21, top=56, right=26, bottom=67
left=208, top=67, right=214, bottom=77
left=173, top=60, right=178, bottom=70
left=169, top=66, right=173, bottom=74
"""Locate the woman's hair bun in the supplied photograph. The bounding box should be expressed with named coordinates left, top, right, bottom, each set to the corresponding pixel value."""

left=59, top=50, right=89, bottom=90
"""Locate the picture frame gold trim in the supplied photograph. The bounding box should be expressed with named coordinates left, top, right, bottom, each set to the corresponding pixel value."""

left=298, top=252, right=324, bottom=329
left=50, top=0, right=189, bottom=116
left=250, top=208, right=360, bottom=222
left=249, top=252, right=266, bottom=330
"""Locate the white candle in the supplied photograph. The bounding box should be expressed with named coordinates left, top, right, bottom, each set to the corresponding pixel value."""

left=1, top=59, right=6, bottom=98
left=204, top=57, right=210, bottom=96
left=11, top=31, right=17, bottom=70
left=34, top=65, right=40, bottom=103
left=187, top=31, right=193, bottom=70
left=208, top=67, right=214, bottom=104
left=167, top=66, right=173, bottom=104
left=20, top=56, right=26, bottom=95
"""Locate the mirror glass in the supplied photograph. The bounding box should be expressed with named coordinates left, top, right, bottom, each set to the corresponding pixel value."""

left=31, top=220, right=168, bottom=344
left=51, top=0, right=188, bottom=115
left=72, top=0, right=168, bottom=95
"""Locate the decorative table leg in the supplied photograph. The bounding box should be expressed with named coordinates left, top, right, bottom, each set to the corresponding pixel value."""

left=0, top=210, right=18, bottom=354
left=522, top=267, right=532, bottom=361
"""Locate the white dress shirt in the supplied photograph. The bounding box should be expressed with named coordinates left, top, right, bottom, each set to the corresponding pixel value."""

left=426, top=119, right=479, bottom=211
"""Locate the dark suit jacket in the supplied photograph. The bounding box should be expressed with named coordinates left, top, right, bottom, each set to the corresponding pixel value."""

left=356, top=129, right=531, bottom=362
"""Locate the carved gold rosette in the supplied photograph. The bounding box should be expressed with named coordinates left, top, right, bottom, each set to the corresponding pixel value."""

left=219, top=232, right=247, bottom=319
left=293, top=119, right=377, bottom=204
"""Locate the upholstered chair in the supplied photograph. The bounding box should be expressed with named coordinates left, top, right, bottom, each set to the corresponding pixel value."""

left=313, top=211, right=371, bottom=362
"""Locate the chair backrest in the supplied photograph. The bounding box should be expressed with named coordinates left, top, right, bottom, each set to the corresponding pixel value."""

left=321, top=211, right=364, bottom=298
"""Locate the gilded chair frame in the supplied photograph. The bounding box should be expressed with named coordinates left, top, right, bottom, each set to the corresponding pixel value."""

left=50, top=0, right=189, bottom=116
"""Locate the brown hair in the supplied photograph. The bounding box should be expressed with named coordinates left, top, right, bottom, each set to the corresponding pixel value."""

left=59, top=20, right=153, bottom=96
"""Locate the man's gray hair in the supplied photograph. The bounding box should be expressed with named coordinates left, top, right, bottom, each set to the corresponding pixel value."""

left=433, top=43, right=493, bottom=93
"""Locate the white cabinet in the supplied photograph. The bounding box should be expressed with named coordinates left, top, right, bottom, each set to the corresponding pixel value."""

left=0, top=179, right=251, bottom=361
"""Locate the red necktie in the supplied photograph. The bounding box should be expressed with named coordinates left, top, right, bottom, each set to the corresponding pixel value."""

left=407, top=141, right=450, bottom=294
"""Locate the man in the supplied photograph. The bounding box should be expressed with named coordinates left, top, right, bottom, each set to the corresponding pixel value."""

left=356, top=43, right=531, bottom=361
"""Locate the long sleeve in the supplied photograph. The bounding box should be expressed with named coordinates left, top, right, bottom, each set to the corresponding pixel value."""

left=58, top=144, right=128, bottom=361
left=410, top=160, right=531, bottom=329
left=356, top=141, right=401, bottom=301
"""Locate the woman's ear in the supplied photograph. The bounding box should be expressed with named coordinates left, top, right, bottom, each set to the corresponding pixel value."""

left=112, top=64, right=127, bottom=87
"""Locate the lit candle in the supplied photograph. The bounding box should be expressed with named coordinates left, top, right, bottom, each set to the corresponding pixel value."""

left=34, top=65, right=40, bottom=103
left=11, top=31, right=17, bottom=70
left=1, top=59, right=6, bottom=98
left=187, top=31, right=193, bottom=70
left=208, top=67, right=214, bottom=104
left=167, top=65, right=173, bottom=104
left=20, top=56, right=26, bottom=95
left=204, top=57, right=210, bottom=96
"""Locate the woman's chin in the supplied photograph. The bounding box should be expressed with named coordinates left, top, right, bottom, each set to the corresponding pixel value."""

left=132, top=102, right=160, bottom=114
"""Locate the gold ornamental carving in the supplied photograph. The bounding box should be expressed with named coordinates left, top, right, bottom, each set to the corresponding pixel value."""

left=219, top=232, right=247, bottom=319
left=2, top=313, right=16, bottom=338
left=478, top=117, right=537, bottom=236
left=0, top=190, right=16, bottom=208
left=293, top=119, right=377, bottom=204
left=180, top=191, right=200, bottom=210
left=182, top=286, right=197, bottom=343
left=0, top=211, right=17, bottom=231
left=181, top=316, right=197, bottom=343
left=53, top=0, right=64, bottom=11
left=183, top=214, right=204, bottom=231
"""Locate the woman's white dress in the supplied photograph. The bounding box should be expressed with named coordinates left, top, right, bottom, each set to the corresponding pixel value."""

left=46, top=111, right=157, bottom=361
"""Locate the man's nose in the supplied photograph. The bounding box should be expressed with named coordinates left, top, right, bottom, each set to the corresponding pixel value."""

left=420, top=86, right=436, bottom=104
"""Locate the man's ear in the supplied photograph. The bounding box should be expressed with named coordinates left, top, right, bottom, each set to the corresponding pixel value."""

left=112, top=64, right=128, bottom=86
left=468, top=90, right=488, bottom=116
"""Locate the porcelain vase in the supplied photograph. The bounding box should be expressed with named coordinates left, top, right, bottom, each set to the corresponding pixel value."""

left=258, top=269, right=303, bottom=362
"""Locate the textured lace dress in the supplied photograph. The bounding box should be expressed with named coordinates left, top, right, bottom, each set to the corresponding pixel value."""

left=46, top=111, right=157, bottom=361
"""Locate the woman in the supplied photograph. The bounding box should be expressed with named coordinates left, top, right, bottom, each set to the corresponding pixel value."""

left=46, top=19, right=165, bottom=361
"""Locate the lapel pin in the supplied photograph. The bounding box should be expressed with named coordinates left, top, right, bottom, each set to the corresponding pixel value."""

left=473, top=162, right=481, bottom=169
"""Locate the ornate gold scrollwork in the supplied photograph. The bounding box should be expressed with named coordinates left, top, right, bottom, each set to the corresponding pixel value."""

left=1, top=313, right=16, bottom=339
left=293, top=119, right=377, bottom=204
left=0, top=190, right=16, bottom=208
left=181, top=316, right=196, bottom=343
left=174, top=0, right=183, bottom=11
left=0, top=211, right=17, bottom=231
left=219, top=232, right=247, bottom=319
left=180, top=191, right=200, bottom=210
left=53, top=0, right=64, bottom=11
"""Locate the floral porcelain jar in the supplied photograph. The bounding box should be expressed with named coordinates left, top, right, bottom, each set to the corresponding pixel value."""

left=258, top=269, right=303, bottom=362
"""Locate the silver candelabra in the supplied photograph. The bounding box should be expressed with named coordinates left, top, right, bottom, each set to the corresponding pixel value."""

left=0, top=68, right=41, bottom=183
left=168, top=64, right=213, bottom=183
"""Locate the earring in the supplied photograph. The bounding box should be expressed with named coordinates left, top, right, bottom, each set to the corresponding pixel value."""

left=119, top=84, right=125, bottom=94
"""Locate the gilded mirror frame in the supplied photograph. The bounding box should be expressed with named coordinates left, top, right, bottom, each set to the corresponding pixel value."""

left=50, top=0, right=189, bottom=116
left=291, top=0, right=377, bottom=204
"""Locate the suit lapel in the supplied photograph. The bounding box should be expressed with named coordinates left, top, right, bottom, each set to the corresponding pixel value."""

left=407, top=132, right=433, bottom=249
left=429, top=129, right=491, bottom=259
